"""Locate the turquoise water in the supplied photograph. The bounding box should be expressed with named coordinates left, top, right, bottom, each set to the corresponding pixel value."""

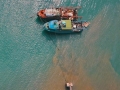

left=0, top=0, right=120, bottom=90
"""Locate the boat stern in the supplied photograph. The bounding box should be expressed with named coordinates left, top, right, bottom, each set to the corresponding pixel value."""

left=83, top=21, right=90, bottom=28
left=43, top=22, right=49, bottom=31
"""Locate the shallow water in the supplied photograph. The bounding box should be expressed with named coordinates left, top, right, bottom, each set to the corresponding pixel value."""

left=0, top=0, right=120, bottom=90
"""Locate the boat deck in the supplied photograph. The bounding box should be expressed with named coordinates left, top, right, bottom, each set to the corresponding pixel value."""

left=61, top=20, right=72, bottom=30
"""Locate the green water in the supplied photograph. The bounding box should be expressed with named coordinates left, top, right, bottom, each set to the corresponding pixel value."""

left=0, top=0, right=120, bottom=90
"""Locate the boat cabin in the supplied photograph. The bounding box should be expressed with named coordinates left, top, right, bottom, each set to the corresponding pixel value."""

left=45, top=8, right=61, bottom=17
left=47, top=20, right=72, bottom=30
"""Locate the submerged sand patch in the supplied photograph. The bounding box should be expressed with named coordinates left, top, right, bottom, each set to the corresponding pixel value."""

left=36, top=4, right=120, bottom=90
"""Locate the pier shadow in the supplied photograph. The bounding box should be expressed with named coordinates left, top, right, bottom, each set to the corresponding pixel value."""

left=65, top=86, right=70, bottom=90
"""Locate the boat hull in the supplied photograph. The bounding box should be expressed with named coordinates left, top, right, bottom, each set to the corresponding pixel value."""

left=38, top=16, right=61, bottom=22
left=44, top=29, right=82, bottom=34
left=39, top=17, right=77, bottom=22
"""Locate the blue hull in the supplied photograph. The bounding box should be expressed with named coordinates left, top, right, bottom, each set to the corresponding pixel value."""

left=45, top=29, right=82, bottom=34
left=44, top=27, right=85, bottom=34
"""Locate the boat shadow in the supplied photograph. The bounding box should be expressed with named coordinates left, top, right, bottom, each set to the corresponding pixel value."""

left=36, top=17, right=57, bottom=24
left=42, top=29, right=83, bottom=35
left=42, top=30, right=83, bottom=42
left=36, top=17, right=46, bottom=24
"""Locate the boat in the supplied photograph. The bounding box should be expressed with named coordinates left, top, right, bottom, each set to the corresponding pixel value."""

left=37, top=7, right=81, bottom=21
left=66, top=83, right=73, bottom=90
left=43, top=19, right=90, bottom=33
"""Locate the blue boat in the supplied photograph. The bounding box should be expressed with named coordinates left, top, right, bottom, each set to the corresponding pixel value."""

left=43, top=20, right=90, bottom=33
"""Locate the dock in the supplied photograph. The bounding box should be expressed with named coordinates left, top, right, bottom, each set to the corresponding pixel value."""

left=66, top=83, right=73, bottom=90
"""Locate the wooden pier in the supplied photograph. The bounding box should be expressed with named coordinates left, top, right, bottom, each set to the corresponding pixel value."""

left=66, top=83, right=73, bottom=90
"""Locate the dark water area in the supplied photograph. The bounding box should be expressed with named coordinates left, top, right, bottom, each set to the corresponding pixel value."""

left=0, top=0, right=120, bottom=90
